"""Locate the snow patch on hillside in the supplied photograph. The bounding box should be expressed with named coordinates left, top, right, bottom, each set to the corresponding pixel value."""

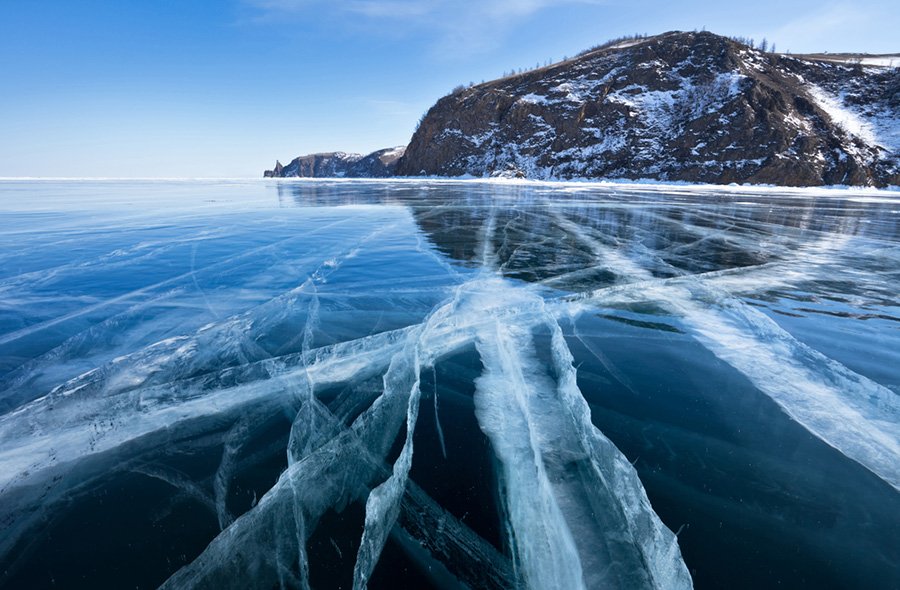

left=808, top=85, right=899, bottom=156
left=520, top=93, right=550, bottom=105
left=808, top=86, right=877, bottom=144
left=858, top=57, right=900, bottom=67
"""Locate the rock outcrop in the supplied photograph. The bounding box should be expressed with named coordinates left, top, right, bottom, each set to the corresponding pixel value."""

left=267, top=31, right=899, bottom=186
left=264, top=146, right=405, bottom=178
left=263, top=160, right=284, bottom=178
left=396, top=32, right=898, bottom=186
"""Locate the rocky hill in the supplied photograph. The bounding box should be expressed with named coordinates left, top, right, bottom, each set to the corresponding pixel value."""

left=265, top=146, right=405, bottom=178
left=267, top=31, right=899, bottom=187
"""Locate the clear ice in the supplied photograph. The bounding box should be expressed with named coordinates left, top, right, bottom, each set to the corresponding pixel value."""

left=1, top=179, right=899, bottom=589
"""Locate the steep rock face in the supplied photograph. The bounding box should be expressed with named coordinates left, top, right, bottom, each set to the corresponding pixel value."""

left=396, top=31, right=899, bottom=186
left=263, top=160, right=284, bottom=178
left=265, top=146, right=406, bottom=178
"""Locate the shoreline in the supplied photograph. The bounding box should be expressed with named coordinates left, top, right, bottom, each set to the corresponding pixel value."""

left=1, top=175, right=898, bottom=196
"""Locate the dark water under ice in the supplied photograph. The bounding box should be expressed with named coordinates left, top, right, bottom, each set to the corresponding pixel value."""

left=0, top=179, right=898, bottom=590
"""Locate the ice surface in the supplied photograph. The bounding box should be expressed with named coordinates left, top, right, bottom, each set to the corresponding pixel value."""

left=470, top=280, right=692, bottom=589
left=568, top=225, right=900, bottom=492
left=1, top=179, right=899, bottom=589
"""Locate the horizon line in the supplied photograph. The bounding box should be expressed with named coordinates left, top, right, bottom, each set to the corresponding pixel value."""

left=0, top=176, right=263, bottom=181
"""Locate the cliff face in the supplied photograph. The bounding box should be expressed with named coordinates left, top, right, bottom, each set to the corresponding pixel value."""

left=396, top=31, right=899, bottom=186
left=265, top=146, right=405, bottom=178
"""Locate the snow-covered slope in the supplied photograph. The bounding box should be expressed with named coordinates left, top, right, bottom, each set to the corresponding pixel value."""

left=397, top=31, right=899, bottom=187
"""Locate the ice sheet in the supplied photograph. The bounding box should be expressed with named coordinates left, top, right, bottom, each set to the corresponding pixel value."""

left=2, top=179, right=899, bottom=589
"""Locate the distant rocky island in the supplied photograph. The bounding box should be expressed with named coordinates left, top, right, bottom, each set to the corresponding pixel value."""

left=265, top=31, right=899, bottom=187
left=264, top=147, right=405, bottom=179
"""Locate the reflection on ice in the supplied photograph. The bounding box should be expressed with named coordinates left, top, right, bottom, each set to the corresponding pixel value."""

left=0, top=179, right=898, bottom=589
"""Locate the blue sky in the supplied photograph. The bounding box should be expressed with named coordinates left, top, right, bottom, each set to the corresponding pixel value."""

left=1, top=0, right=897, bottom=177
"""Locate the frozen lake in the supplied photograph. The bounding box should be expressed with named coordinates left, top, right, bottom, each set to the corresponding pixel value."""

left=0, top=179, right=898, bottom=589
